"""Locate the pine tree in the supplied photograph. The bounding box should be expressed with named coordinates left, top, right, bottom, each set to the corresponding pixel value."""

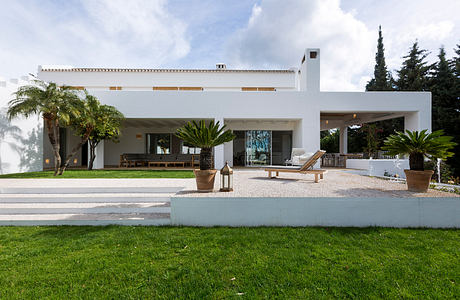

left=430, top=45, right=460, bottom=177
left=453, top=44, right=460, bottom=77
left=366, top=26, right=392, bottom=91
left=430, top=47, right=457, bottom=131
left=396, top=41, right=430, bottom=91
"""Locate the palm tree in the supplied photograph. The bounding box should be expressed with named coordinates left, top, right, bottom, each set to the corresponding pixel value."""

left=59, top=93, right=101, bottom=174
left=7, top=80, right=81, bottom=175
left=176, top=120, right=235, bottom=170
left=382, top=130, right=456, bottom=170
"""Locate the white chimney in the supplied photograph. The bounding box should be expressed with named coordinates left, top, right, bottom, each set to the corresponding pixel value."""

left=299, top=48, right=320, bottom=91
left=216, top=63, right=227, bottom=70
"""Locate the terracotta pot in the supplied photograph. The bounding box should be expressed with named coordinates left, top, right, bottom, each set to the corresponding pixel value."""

left=194, top=169, right=217, bottom=192
left=404, top=169, right=434, bottom=193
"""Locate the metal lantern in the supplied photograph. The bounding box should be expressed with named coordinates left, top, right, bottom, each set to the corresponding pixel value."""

left=220, top=161, right=233, bottom=192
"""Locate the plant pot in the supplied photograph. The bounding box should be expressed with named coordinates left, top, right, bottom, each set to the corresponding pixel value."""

left=194, top=169, right=217, bottom=192
left=404, top=169, right=434, bottom=193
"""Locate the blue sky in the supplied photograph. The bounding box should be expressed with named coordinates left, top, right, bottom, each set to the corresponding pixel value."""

left=0, top=0, right=458, bottom=91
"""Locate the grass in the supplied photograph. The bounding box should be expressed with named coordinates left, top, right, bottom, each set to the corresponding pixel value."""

left=0, top=169, right=195, bottom=179
left=0, top=226, right=458, bottom=299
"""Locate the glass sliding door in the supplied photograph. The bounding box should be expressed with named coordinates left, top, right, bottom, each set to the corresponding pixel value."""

left=245, top=130, right=271, bottom=166
left=146, top=133, right=171, bottom=154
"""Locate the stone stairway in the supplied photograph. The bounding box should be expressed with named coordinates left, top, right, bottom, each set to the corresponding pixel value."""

left=0, top=186, right=178, bottom=226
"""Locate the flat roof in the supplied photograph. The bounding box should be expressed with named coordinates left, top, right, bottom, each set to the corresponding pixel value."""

left=39, top=67, right=295, bottom=73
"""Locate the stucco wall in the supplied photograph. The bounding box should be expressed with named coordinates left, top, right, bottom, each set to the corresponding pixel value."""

left=0, top=77, right=43, bottom=174
left=171, top=197, right=460, bottom=228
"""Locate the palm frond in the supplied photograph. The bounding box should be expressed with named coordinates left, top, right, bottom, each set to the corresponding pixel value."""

left=382, top=130, right=456, bottom=159
left=175, top=120, right=235, bottom=149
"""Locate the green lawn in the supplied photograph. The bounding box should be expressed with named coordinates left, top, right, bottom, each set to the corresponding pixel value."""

left=0, top=227, right=458, bottom=299
left=0, top=169, right=195, bottom=179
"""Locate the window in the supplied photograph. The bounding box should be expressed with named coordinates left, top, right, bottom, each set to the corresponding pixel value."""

left=179, top=87, right=203, bottom=91
left=181, top=141, right=201, bottom=154
left=152, top=87, right=203, bottom=91
left=146, top=133, right=171, bottom=154
left=153, top=87, right=178, bottom=90
left=242, top=87, right=276, bottom=91
left=310, top=51, right=317, bottom=59
left=109, top=86, right=122, bottom=90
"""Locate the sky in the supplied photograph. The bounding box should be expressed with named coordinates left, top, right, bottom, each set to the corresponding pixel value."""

left=0, top=0, right=458, bottom=91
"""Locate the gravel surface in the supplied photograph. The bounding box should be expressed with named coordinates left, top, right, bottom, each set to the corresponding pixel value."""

left=176, top=169, right=459, bottom=198
left=0, top=169, right=457, bottom=198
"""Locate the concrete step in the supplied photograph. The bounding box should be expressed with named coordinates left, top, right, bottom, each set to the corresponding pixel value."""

left=0, top=216, right=171, bottom=226
left=0, top=202, right=170, bottom=214
left=0, top=186, right=183, bottom=194
left=0, top=195, right=172, bottom=203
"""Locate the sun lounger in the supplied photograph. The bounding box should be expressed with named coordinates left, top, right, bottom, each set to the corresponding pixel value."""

left=264, top=150, right=327, bottom=183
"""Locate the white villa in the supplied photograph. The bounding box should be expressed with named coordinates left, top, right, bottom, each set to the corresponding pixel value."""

left=1, top=48, right=431, bottom=174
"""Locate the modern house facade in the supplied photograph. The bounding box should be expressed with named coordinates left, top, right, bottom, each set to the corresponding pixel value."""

left=34, top=48, right=431, bottom=170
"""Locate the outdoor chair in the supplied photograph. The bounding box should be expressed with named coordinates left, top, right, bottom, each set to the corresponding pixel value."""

left=265, top=150, right=327, bottom=183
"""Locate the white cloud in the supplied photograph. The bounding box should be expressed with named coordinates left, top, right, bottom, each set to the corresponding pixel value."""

left=0, top=0, right=190, bottom=78
left=341, top=0, right=460, bottom=78
left=227, top=0, right=374, bottom=91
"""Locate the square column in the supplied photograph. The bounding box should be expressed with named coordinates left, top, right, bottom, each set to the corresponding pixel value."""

left=339, top=126, right=348, bottom=154
left=214, top=118, right=225, bottom=170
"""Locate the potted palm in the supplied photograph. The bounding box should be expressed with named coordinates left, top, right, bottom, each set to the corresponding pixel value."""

left=382, top=130, right=456, bottom=192
left=176, top=120, right=235, bottom=192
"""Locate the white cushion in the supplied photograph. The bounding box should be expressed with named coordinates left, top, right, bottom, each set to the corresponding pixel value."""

left=298, top=152, right=314, bottom=164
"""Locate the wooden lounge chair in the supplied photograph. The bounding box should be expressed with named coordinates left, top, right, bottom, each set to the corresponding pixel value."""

left=264, top=150, right=327, bottom=183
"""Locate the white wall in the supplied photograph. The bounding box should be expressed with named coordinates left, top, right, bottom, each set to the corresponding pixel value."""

left=38, top=69, right=297, bottom=90
left=346, top=159, right=410, bottom=178
left=171, top=197, right=460, bottom=228
left=0, top=77, right=43, bottom=174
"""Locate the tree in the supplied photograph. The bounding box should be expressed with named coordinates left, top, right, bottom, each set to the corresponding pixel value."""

left=364, top=26, right=402, bottom=146
left=366, top=26, right=392, bottom=91
left=175, top=120, right=235, bottom=170
left=361, top=123, right=382, bottom=158
left=320, top=130, right=339, bottom=153
left=86, top=103, right=124, bottom=170
left=395, top=41, right=430, bottom=91
left=59, top=93, right=112, bottom=174
left=7, top=80, right=81, bottom=176
left=453, top=44, right=460, bottom=77
left=429, top=46, right=460, bottom=177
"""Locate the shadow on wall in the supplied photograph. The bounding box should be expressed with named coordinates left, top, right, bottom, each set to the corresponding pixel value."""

left=0, top=108, right=43, bottom=174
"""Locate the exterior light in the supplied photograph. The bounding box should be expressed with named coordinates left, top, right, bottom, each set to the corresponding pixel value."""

left=73, top=158, right=78, bottom=164
left=353, top=113, right=357, bottom=119
left=136, top=134, right=142, bottom=140
left=45, top=158, right=50, bottom=164
left=220, top=161, right=233, bottom=192
left=325, top=120, right=329, bottom=124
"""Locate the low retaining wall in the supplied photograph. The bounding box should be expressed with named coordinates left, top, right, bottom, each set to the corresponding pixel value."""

left=171, top=197, right=460, bottom=228
left=346, top=159, right=409, bottom=178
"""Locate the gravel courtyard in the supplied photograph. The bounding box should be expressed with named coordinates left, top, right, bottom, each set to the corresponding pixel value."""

left=0, top=169, right=457, bottom=198
left=177, top=168, right=458, bottom=197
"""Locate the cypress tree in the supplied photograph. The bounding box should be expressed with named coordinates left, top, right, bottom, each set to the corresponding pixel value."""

left=396, top=41, right=430, bottom=91
left=366, top=26, right=392, bottom=91
left=362, top=26, right=402, bottom=148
